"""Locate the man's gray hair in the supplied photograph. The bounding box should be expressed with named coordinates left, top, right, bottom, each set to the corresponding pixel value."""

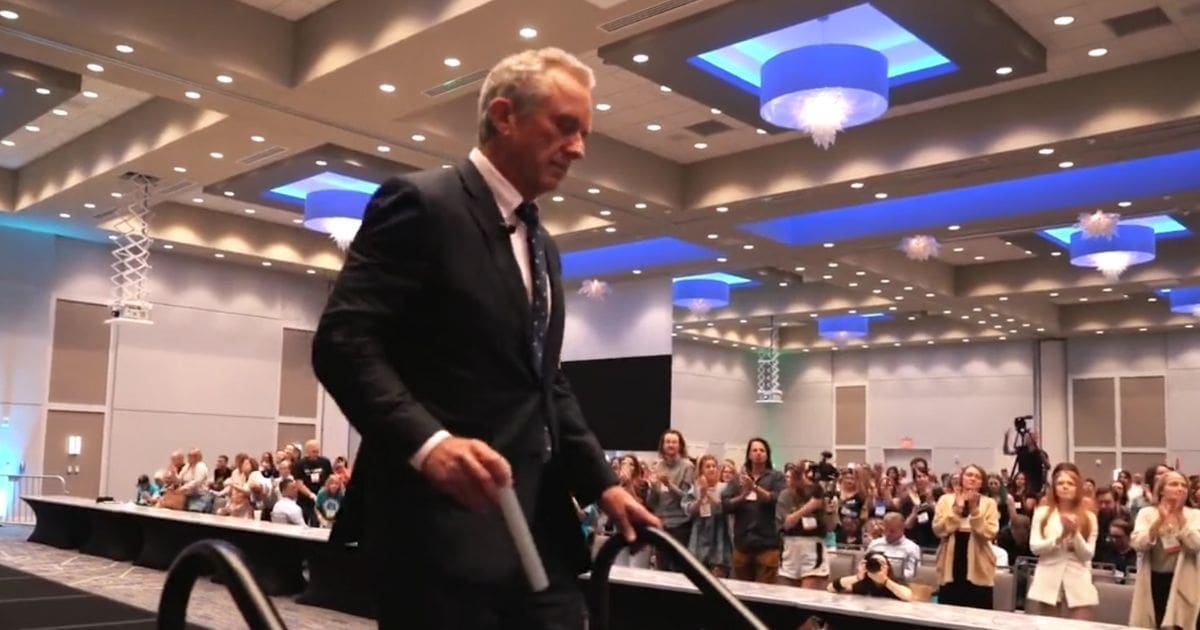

left=477, top=47, right=594, bottom=144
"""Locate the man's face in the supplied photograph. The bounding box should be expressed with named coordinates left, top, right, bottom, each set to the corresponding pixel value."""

left=305, top=443, right=319, bottom=459
left=884, top=521, right=904, bottom=544
left=496, top=68, right=590, bottom=198
left=1096, top=492, right=1115, bottom=514
left=217, top=456, right=228, bottom=468
left=1109, top=526, right=1129, bottom=550
left=661, top=433, right=680, bottom=458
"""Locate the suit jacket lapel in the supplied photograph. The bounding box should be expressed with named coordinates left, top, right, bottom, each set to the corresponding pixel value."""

left=457, top=160, right=533, bottom=328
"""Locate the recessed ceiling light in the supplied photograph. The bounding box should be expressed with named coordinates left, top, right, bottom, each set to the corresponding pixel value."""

left=519, top=26, right=538, bottom=39
left=58, top=212, right=71, bottom=219
left=1049, top=292, right=1060, bottom=297
left=86, top=63, right=104, bottom=73
left=1038, top=147, right=1055, bottom=155
left=1148, top=297, right=1158, bottom=302
left=216, top=74, right=234, bottom=84
left=927, top=340, right=935, bottom=345
left=779, top=281, right=789, bottom=287
left=595, top=103, right=611, bottom=112
left=1088, top=48, right=1108, bottom=58
left=604, top=226, right=616, bottom=233
left=716, top=257, right=727, bottom=263
left=306, top=269, right=317, bottom=275
left=874, top=192, right=888, bottom=199
left=1079, top=297, right=1089, bottom=302
left=376, top=144, right=391, bottom=153
left=1138, top=327, right=1148, bottom=332
left=0, top=10, right=18, bottom=19
left=742, top=244, right=754, bottom=250
left=710, top=108, right=722, bottom=115
left=315, top=160, right=327, bottom=166
left=173, top=166, right=187, bottom=173
left=243, top=208, right=255, bottom=214
left=1053, top=15, right=1075, bottom=26
left=163, top=244, right=174, bottom=250
left=599, top=209, right=612, bottom=216
left=82, top=90, right=98, bottom=98
left=1102, top=287, right=1113, bottom=293
left=84, top=203, right=95, bottom=209
left=261, top=261, right=272, bottom=267
left=999, top=336, right=1008, bottom=341
left=223, top=191, right=235, bottom=197
left=108, top=235, right=118, bottom=240
left=1050, top=251, right=1062, bottom=257
left=715, top=206, right=729, bottom=213
left=828, top=262, right=839, bottom=268
left=646, top=123, right=662, bottom=132
left=632, top=54, right=649, bottom=63
left=903, top=285, right=913, bottom=291
left=706, top=233, right=718, bottom=239
left=948, top=225, right=961, bottom=231
left=632, top=269, right=642, bottom=275
left=694, top=142, right=708, bottom=149
left=35, top=87, right=51, bottom=95
left=49, top=108, right=66, bottom=117
left=894, top=295, right=905, bottom=301
left=0, top=140, right=13, bottom=147
left=739, top=319, right=748, bottom=324
left=943, top=310, right=952, bottom=315
left=214, top=253, right=225, bottom=258
left=441, top=164, right=452, bottom=169
left=379, top=83, right=396, bottom=93
left=795, top=266, right=806, bottom=272
left=855, top=271, right=866, bottom=276
left=587, top=187, right=600, bottom=194
left=1058, top=161, right=1075, bottom=169
left=411, top=134, right=426, bottom=142
left=634, top=202, right=647, bottom=209
left=1037, top=327, right=1046, bottom=332
left=880, top=279, right=891, bottom=284
left=1186, top=324, right=1195, bottom=329
left=850, top=182, right=864, bottom=189
left=115, top=44, right=134, bottom=54
left=872, top=289, right=882, bottom=294
left=1025, top=250, right=1033, bottom=255
left=184, top=91, right=201, bottom=100
left=973, top=255, right=986, bottom=261
left=821, top=275, right=833, bottom=280
left=823, top=242, right=835, bottom=248
left=1095, top=330, right=1105, bottom=335
left=551, top=195, right=564, bottom=202
left=24, top=125, right=39, bottom=132
left=924, top=292, right=936, bottom=298
left=995, top=66, right=1013, bottom=75
left=1118, top=201, right=1132, bottom=208
left=192, top=197, right=204, bottom=203
left=111, top=192, right=123, bottom=198
left=250, top=135, right=265, bottom=143
left=443, top=57, right=461, bottom=68
left=292, top=218, right=302, bottom=224
left=848, top=282, right=859, bottom=287
left=756, top=128, right=767, bottom=135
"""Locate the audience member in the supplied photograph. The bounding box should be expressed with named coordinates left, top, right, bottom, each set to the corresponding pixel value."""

left=682, top=453, right=730, bottom=577
left=259, top=451, right=279, bottom=479
left=900, top=468, right=938, bottom=549
left=1129, top=470, right=1200, bottom=629
left=997, top=513, right=1033, bottom=563
left=609, top=454, right=651, bottom=568
left=647, top=430, right=695, bottom=571
left=777, top=460, right=830, bottom=589
left=987, top=473, right=1016, bottom=530
left=827, top=550, right=913, bottom=601
left=1027, top=463, right=1098, bottom=620
left=722, top=437, right=786, bottom=584
left=867, top=513, right=922, bottom=581
left=933, top=463, right=999, bottom=609
left=315, top=475, right=346, bottom=527
left=178, top=448, right=211, bottom=513
left=134, top=474, right=159, bottom=506
left=333, top=455, right=352, bottom=483
left=1096, top=518, right=1137, bottom=575
left=834, top=468, right=867, bottom=544
left=296, top=439, right=333, bottom=526
left=211, top=454, right=232, bottom=488
left=270, top=478, right=306, bottom=526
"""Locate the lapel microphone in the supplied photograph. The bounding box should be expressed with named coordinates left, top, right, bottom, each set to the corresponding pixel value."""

left=498, top=220, right=517, bottom=235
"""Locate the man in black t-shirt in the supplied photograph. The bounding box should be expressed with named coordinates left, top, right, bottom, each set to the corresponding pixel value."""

left=296, top=439, right=334, bottom=526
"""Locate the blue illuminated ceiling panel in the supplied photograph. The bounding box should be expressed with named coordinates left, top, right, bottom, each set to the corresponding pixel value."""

left=690, top=3, right=955, bottom=96
left=1038, top=214, right=1190, bottom=247
left=673, top=272, right=756, bottom=287
left=742, top=148, right=1200, bottom=247
left=268, top=171, right=380, bottom=203
left=562, top=238, right=721, bottom=279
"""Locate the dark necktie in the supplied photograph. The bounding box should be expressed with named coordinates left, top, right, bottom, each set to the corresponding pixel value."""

left=514, top=202, right=549, bottom=375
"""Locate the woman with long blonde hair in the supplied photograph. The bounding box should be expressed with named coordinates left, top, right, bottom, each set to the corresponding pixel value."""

left=1027, top=463, right=1099, bottom=619
left=1129, top=469, right=1200, bottom=629
left=682, top=454, right=731, bottom=577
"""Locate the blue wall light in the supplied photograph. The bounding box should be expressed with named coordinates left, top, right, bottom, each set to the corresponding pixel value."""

left=818, top=314, right=871, bottom=340
left=1168, top=286, right=1200, bottom=317
left=673, top=278, right=730, bottom=313
left=1068, top=224, right=1156, bottom=280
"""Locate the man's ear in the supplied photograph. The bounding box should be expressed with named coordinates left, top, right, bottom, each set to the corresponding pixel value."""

left=486, top=97, right=515, bottom=136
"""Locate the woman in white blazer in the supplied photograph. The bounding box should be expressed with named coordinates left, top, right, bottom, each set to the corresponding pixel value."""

left=1129, top=470, right=1200, bottom=629
left=1027, top=463, right=1098, bottom=620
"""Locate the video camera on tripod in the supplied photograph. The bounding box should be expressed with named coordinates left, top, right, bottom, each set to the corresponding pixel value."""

left=1013, top=414, right=1034, bottom=435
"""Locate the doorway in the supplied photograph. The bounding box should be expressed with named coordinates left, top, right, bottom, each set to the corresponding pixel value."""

left=42, top=410, right=104, bottom=497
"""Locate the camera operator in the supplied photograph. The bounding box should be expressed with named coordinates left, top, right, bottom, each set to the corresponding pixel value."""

left=827, top=550, right=914, bottom=601
left=1005, top=415, right=1050, bottom=498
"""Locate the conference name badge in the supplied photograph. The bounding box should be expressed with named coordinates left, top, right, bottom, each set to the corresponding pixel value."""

left=1161, top=533, right=1181, bottom=554
left=917, top=512, right=930, bottom=524
left=700, top=502, right=712, bottom=518
left=802, top=516, right=818, bottom=530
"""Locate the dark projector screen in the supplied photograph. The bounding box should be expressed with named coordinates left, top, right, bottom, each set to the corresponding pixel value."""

left=560, top=354, right=671, bottom=451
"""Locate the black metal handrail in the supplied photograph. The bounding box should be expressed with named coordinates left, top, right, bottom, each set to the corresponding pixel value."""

left=156, top=539, right=287, bottom=630
left=590, top=526, right=768, bottom=630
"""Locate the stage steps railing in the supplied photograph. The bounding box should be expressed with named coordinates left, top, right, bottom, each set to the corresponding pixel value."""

left=1, top=475, right=67, bottom=525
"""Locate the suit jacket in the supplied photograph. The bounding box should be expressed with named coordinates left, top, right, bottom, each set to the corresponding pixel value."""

left=312, top=160, right=618, bottom=585
left=1129, top=505, right=1200, bottom=629
left=1027, top=506, right=1098, bottom=607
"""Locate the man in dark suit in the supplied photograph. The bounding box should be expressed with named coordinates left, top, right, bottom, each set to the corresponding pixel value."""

left=312, top=47, right=660, bottom=630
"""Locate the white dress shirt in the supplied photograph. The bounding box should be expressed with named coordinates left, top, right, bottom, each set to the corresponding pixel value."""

left=270, top=496, right=306, bottom=526
left=409, top=148, right=546, bottom=469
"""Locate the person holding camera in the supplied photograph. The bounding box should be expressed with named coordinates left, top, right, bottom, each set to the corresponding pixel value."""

left=777, top=460, right=831, bottom=589
left=1005, top=416, right=1049, bottom=498
left=827, top=550, right=914, bottom=601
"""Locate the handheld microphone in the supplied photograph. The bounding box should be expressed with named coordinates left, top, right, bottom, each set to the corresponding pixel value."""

left=499, top=221, right=517, bottom=235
